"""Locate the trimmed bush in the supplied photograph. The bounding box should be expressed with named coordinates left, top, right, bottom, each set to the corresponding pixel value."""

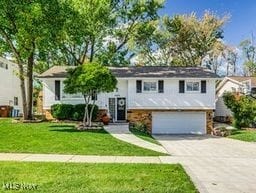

left=73, top=104, right=99, bottom=121
left=51, top=104, right=74, bottom=120
left=51, top=103, right=99, bottom=121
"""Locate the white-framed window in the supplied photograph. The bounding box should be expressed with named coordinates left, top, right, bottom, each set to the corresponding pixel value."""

left=186, top=81, right=200, bottom=92
left=231, top=87, right=236, bottom=92
left=61, top=81, right=83, bottom=99
left=0, top=62, right=8, bottom=69
left=143, top=81, right=157, bottom=92
left=14, top=97, right=18, bottom=106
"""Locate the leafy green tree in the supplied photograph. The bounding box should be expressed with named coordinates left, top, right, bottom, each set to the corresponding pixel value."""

left=136, top=12, right=227, bottom=67
left=0, top=0, right=66, bottom=119
left=54, top=0, right=163, bottom=66
left=240, top=37, right=256, bottom=76
left=223, top=92, right=256, bottom=128
left=64, top=63, right=117, bottom=127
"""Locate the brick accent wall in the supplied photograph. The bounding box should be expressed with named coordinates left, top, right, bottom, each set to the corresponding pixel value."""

left=127, top=109, right=214, bottom=134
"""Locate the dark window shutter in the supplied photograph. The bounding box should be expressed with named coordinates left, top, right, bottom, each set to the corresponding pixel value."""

left=201, top=80, right=206, bottom=93
left=179, top=80, right=185, bottom=93
left=55, top=80, right=60, bottom=100
left=92, top=91, right=97, bottom=100
left=136, top=80, right=142, bottom=93
left=158, top=80, right=164, bottom=93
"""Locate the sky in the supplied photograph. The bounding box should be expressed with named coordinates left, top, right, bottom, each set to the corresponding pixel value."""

left=159, top=0, right=256, bottom=46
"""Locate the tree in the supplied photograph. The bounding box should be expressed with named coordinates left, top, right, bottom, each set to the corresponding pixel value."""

left=64, top=63, right=117, bottom=127
left=223, top=92, right=256, bottom=128
left=204, top=44, right=238, bottom=75
left=222, top=46, right=238, bottom=76
left=240, top=37, right=256, bottom=76
left=136, top=12, right=228, bottom=67
left=0, top=0, right=66, bottom=119
left=52, top=0, right=163, bottom=66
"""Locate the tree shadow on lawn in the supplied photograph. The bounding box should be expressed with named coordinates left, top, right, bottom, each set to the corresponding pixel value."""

left=49, top=125, right=107, bottom=134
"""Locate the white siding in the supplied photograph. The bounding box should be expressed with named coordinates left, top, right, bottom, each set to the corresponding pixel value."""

left=0, top=58, right=23, bottom=112
left=43, top=78, right=128, bottom=109
left=215, top=80, right=240, bottom=117
left=128, top=79, right=215, bottom=109
left=42, top=77, right=215, bottom=110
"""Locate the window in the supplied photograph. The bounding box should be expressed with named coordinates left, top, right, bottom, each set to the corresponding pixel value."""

left=231, top=87, right=236, bottom=92
left=186, top=82, right=199, bottom=92
left=14, top=97, right=18, bottom=106
left=0, top=62, right=8, bottom=69
left=143, top=81, right=157, bottom=92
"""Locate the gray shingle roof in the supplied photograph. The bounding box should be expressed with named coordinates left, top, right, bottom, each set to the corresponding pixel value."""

left=38, top=66, right=219, bottom=78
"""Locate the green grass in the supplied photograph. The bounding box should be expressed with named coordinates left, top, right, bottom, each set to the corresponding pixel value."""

left=228, top=129, right=256, bottom=142
left=0, top=162, right=197, bottom=193
left=0, top=119, right=164, bottom=156
left=130, top=128, right=161, bottom=145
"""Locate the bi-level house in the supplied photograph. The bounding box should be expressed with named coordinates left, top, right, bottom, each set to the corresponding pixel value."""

left=39, top=66, right=219, bottom=134
left=0, top=57, right=22, bottom=117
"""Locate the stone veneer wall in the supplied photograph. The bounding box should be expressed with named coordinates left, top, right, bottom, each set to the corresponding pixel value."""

left=127, top=109, right=214, bottom=134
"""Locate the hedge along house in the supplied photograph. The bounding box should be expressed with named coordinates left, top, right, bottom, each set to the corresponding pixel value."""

left=38, top=66, right=219, bottom=134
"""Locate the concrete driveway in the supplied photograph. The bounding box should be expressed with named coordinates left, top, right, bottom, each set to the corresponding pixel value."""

left=154, top=135, right=256, bottom=193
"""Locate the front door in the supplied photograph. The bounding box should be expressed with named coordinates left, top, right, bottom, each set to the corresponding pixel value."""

left=117, top=97, right=126, bottom=121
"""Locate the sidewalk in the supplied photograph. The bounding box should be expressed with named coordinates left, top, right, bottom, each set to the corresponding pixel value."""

left=104, top=124, right=168, bottom=154
left=0, top=153, right=175, bottom=164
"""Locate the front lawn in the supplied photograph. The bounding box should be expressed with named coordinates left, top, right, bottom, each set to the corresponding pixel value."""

left=130, top=128, right=161, bottom=145
left=0, top=162, right=197, bottom=193
left=228, top=129, right=256, bottom=142
left=0, top=119, right=163, bottom=156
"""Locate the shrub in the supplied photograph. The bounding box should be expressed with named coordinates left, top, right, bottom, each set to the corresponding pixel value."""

left=132, top=122, right=148, bottom=133
left=223, top=92, right=256, bottom=128
left=73, top=104, right=99, bottom=121
left=51, top=104, right=74, bottom=120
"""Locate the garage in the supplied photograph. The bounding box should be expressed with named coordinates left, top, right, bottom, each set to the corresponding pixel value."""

left=152, top=112, right=206, bottom=134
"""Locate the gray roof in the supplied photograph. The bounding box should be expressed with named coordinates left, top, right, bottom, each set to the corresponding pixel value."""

left=38, top=66, right=219, bottom=78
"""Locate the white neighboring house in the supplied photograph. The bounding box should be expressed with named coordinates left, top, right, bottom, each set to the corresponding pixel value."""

left=0, top=57, right=23, bottom=116
left=215, top=76, right=256, bottom=121
left=39, top=66, right=219, bottom=134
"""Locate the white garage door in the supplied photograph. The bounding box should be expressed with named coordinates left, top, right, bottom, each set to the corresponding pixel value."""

left=152, top=112, right=206, bottom=134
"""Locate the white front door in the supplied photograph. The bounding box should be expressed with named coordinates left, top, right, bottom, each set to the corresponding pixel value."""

left=152, top=112, right=206, bottom=134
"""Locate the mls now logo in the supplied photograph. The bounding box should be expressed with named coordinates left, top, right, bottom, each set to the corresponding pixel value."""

left=2, top=182, right=38, bottom=191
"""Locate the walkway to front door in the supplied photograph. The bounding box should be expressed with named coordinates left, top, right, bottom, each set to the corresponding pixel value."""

left=104, top=124, right=167, bottom=154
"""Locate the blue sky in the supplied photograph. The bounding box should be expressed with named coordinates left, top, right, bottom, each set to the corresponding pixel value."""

left=160, top=0, right=256, bottom=46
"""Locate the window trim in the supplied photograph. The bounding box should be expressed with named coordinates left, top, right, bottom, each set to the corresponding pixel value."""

left=185, top=81, right=200, bottom=92
left=14, top=97, right=18, bottom=106
left=142, top=80, right=158, bottom=93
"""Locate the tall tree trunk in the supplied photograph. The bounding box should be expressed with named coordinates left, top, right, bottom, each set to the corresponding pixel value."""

left=83, top=94, right=89, bottom=127
left=26, top=48, right=34, bottom=120
left=18, top=62, right=28, bottom=119
left=89, top=96, right=96, bottom=127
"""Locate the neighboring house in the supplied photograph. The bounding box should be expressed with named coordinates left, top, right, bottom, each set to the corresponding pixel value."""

left=38, top=66, right=219, bottom=134
left=215, top=76, right=256, bottom=121
left=0, top=57, right=23, bottom=117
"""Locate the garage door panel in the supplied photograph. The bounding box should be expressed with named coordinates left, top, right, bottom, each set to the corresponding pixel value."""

left=152, top=112, right=206, bottom=134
